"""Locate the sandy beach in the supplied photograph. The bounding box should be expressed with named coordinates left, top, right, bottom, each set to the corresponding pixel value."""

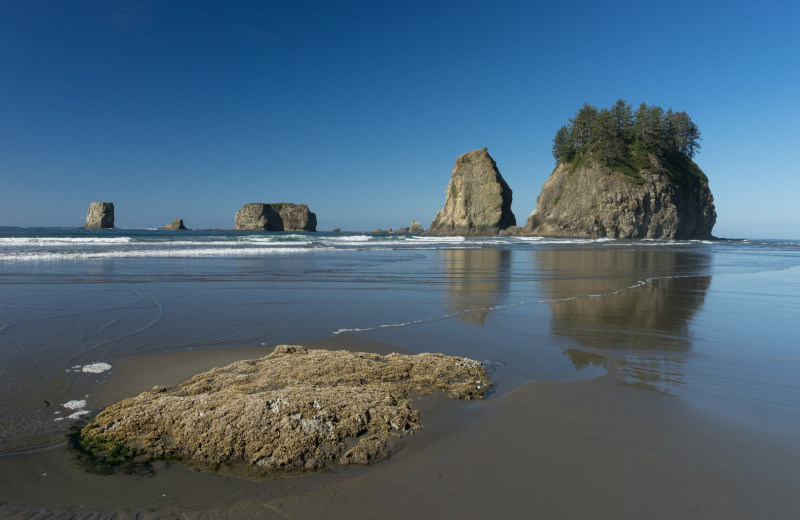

left=2, top=233, right=800, bottom=518
left=2, top=337, right=799, bottom=519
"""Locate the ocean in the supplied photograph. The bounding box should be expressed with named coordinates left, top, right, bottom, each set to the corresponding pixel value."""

left=1, top=226, right=799, bottom=517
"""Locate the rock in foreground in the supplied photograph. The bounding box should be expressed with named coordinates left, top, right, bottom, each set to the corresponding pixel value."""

left=84, top=202, right=114, bottom=229
left=428, top=148, right=516, bottom=235
left=234, top=203, right=317, bottom=231
left=80, top=346, right=491, bottom=475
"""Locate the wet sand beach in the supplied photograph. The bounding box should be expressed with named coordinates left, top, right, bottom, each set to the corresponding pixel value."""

left=2, top=231, right=800, bottom=518
left=2, top=342, right=798, bottom=519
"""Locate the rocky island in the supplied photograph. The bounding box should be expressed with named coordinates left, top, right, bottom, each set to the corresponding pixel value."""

left=83, top=202, right=115, bottom=229
left=161, top=218, right=187, bottom=230
left=427, top=148, right=516, bottom=236
left=79, top=345, right=491, bottom=475
left=234, top=203, right=317, bottom=232
left=525, top=101, right=716, bottom=239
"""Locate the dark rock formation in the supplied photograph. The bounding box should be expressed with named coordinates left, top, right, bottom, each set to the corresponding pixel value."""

left=84, top=202, right=114, bottom=229
left=234, top=203, right=317, bottom=232
left=427, top=148, right=515, bottom=235
left=524, top=155, right=716, bottom=240
left=162, top=218, right=187, bottom=230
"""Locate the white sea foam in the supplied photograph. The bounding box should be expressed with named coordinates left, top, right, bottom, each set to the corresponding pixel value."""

left=63, top=400, right=87, bottom=410
left=332, top=327, right=374, bottom=335
left=411, top=236, right=466, bottom=242
left=0, top=237, right=132, bottom=245
left=0, top=246, right=324, bottom=261
left=81, top=362, right=112, bottom=373
left=324, top=235, right=372, bottom=243
left=67, top=410, right=90, bottom=419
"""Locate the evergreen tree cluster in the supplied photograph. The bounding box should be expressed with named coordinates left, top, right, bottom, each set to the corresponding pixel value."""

left=552, top=100, right=701, bottom=166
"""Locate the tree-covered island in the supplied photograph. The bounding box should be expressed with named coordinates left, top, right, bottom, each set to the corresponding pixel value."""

left=551, top=100, right=705, bottom=186
left=524, top=99, right=716, bottom=240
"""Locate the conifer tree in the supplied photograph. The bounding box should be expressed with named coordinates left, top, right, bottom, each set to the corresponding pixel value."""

left=594, top=109, right=623, bottom=164
left=551, top=100, right=701, bottom=166
left=610, top=99, right=633, bottom=142
left=569, top=103, right=598, bottom=154
left=552, top=125, right=573, bottom=162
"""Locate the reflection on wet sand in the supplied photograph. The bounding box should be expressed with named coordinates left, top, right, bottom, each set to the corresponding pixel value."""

left=536, top=248, right=711, bottom=390
left=440, top=249, right=511, bottom=325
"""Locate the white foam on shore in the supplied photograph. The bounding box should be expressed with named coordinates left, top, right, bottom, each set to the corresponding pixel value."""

left=332, top=327, right=374, bottom=335
left=62, top=400, right=87, bottom=410
left=0, top=246, right=324, bottom=261
left=0, top=237, right=132, bottom=245
left=81, top=362, right=112, bottom=373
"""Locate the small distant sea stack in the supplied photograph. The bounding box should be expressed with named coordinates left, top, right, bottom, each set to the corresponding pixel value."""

left=427, top=148, right=516, bottom=236
left=396, top=221, right=424, bottom=233
left=84, top=202, right=114, bottom=229
left=162, top=218, right=187, bottom=230
left=234, top=203, right=317, bottom=232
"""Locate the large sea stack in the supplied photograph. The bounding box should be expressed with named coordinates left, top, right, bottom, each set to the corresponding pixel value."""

left=524, top=154, right=716, bottom=239
left=526, top=100, right=716, bottom=240
left=234, top=203, right=317, bottom=232
left=84, top=202, right=114, bottom=229
left=427, top=148, right=516, bottom=235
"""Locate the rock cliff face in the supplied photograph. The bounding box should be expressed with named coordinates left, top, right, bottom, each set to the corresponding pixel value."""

left=234, top=203, right=317, bottom=232
left=524, top=156, right=716, bottom=240
left=84, top=202, right=114, bottom=229
left=162, top=218, right=187, bottom=230
left=428, top=148, right=516, bottom=236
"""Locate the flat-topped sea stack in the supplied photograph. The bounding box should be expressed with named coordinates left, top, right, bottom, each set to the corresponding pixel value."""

left=162, top=218, right=187, bottom=230
left=234, top=203, right=317, bottom=232
left=526, top=100, right=716, bottom=240
left=524, top=157, right=716, bottom=239
left=84, top=202, right=114, bottom=229
left=427, top=148, right=516, bottom=236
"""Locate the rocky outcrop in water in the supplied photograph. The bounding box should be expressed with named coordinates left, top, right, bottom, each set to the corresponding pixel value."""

left=79, top=345, right=491, bottom=476
left=84, top=202, right=114, bottom=229
left=524, top=155, right=715, bottom=239
left=234, top=203, right=317, bottom=232
left=162, top=218, right=187, bottom=230
left=397, top=221, right=424, bottom=234
left=428, top=148, right=516, bottom=235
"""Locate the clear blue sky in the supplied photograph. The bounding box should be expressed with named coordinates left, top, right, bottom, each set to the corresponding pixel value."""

left=1, top=0, right=798, bottom=238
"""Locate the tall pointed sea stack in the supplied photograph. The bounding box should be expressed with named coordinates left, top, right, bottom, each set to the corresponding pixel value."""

left=84, top=202, right=115, bottom=229
left=427, top=148, right=515, bottom=236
